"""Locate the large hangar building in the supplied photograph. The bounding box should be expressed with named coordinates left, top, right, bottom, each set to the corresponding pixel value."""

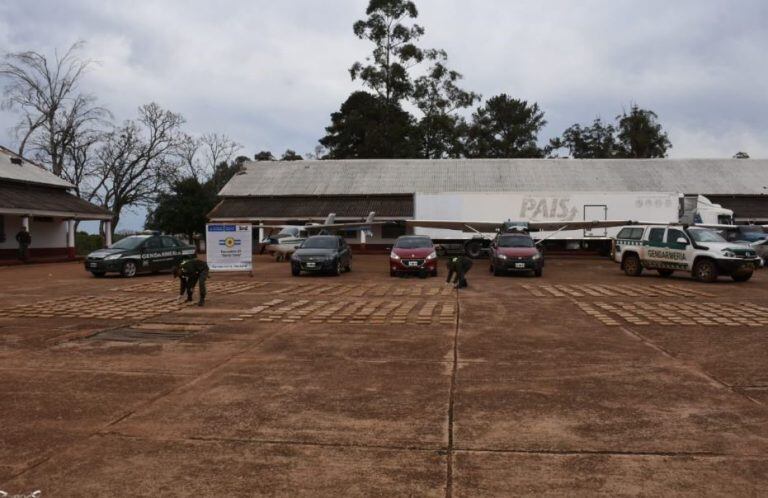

left=209, top=158, right=768, bottom=250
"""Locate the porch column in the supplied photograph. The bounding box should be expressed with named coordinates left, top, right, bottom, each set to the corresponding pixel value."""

left=258, top=223, right=264, bottom=243
left=104, top=220, right=113, bottom=247
left=21, top=215, right=29, bottom=230
left=360, top=229, right=367, bottom=250
left=66, top=219, right=76, bottom=259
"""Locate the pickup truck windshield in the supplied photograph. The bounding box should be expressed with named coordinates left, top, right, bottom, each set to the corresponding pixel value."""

left=688, top=229, right=726, bottom=243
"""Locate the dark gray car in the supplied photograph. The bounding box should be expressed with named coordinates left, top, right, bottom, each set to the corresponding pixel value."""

left=85, top=233, right=196, bottom=277
left=290, top=235, right=351, bottom=276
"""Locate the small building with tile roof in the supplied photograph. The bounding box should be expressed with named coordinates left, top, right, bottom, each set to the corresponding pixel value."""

left=0, top=145, right=112, bottom=261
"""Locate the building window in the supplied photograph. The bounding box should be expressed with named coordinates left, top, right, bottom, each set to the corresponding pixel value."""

left=339, top=229, right=358, bottom=239
left=382, top=223, right=406, bottom=239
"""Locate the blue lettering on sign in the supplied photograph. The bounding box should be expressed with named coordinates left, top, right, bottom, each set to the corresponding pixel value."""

left=208, top=225, right=237, bottom=232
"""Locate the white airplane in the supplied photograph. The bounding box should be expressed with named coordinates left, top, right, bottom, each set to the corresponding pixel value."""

left=259, top=212, right=382, bottom=261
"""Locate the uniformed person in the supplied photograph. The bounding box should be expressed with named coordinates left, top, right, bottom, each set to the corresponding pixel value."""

left=15, top=226, right=31, bottom=262
left=174, top=257, right=209, bottom=306
left=446, top=255, right=473, bottom=288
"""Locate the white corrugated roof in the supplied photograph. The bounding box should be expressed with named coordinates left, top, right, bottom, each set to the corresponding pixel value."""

left=219, top=158, right=768, bottom=197
left=0, top=146, right=73, bottom=188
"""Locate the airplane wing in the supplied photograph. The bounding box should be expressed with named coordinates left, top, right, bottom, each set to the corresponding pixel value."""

left=304, top=221, right=387, bottom=232
left=406, top=219, right=634, bottom=233
left=527, top=220, right=635, bottom=231
left=405, top=220, right=503, bottom=232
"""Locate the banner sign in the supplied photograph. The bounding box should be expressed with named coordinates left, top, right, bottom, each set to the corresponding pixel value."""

left=205, top=223, right=253, bottom=272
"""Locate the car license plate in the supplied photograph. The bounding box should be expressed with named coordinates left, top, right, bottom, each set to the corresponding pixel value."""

left=408, top=261, right=419, bottom=267
left=306, top=262, right=316, bottom=268
left=89, top=262, right=98, bottom=268
left=515, top=263, right=525, bottom=269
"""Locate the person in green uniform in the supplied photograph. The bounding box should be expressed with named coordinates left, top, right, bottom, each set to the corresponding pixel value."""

left=174, top=257, right=209, bottom=306
left=15, top=226, right=31, bottom=262
left=446, top=255, right=473, bottom=289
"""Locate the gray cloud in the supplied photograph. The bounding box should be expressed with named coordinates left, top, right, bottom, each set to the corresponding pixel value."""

left=1, top=0, right=766, bottom=229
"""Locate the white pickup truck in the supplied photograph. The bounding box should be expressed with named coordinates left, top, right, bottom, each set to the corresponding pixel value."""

left=614, top=225, right=760, bottom=282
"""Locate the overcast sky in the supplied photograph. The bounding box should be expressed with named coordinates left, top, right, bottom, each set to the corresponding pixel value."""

left=1, top=0, right=766, bottom=230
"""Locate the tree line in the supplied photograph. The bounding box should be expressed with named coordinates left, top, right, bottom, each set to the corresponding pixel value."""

left=317, top=0, right=672, bottom=160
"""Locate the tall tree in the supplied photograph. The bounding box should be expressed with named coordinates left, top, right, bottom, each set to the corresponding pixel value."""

left=92, top=103, right=185, bottom=234
left=464, top=94, right=547, bottom=158
left=0, top=42, right=110, bottom=176
left=615, top=105, right=671, bottom=158
left=254, top=150, right=275, bottom=161
left=145, top=177, right=216, bottom=243
left=350, top=0, right=426, bottom=107
left=549, top=118, right=620, bottom=158
left=174, top=132, right=241, bottom=181
left=146, top=157, right=245, bottom=241
left=319, top=91, right=419, bottom=159
left=412, top=50, right=480, bottom=158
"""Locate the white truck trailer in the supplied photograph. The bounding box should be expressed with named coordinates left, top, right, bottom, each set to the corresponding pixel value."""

left=413, top=192, right=732, bottom=256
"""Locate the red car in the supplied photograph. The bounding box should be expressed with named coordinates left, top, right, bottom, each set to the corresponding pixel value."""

left=489, top=232, right=544, bottom=277
left=390, top=236, right=438, bottom=277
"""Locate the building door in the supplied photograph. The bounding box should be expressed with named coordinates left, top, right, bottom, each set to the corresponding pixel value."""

left=583, top=205, right=608, bottom=237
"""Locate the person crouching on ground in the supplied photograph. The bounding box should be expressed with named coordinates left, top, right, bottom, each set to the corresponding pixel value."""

left=446, top=255, right=473, bottom=289
left=173, top=257, right=209, bottom=306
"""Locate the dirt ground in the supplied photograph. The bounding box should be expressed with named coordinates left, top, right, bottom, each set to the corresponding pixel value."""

left=1, top=254, right=767, bottom=496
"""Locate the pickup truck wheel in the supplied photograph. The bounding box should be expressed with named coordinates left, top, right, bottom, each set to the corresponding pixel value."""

left=693, top=259, right=718, bottom=282
left=291, top=265, right=300, bottom=276
left=465, top=241, right=483, bottom=259
left=121, top=261, right=138, bottom=278
left=732, top=272, right=753, bottom=282
left=622, top=254, right=642, bottom=276
left=657, top=269, right=674, bottom=278
left=390, top=269, right=396, bottom=277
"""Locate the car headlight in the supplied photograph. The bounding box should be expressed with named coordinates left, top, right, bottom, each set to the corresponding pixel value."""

left=390, top=252, right=400, bottom=260
left=104, top=253, right=122, bottom=260
left=497, top=254, right=507, bottom=260
left=723, top=250, right=736, bottom=258
left=426, top=251, right=437, bottom=260
left=532, top=254, right=542, bottom=260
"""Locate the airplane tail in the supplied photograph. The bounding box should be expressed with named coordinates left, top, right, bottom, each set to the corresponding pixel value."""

left=324, top=213, right=336, bottom=226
